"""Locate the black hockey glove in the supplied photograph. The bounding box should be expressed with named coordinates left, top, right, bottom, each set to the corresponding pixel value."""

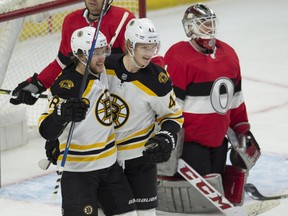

left=52, top=98, right=90, bottom=125
left=10, top=73, right=46, bottom=105
left=143, top=130, right=177, bottom=163
left=45, top=139, right=60, bottom=165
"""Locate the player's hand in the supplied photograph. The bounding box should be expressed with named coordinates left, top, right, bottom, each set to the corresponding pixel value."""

left=9, top=73, right=46, bottom=105
left=45, top=139, right=60, bottom=165
left=53, top=98, right=90, bottom=124
left=143, top=130, right=176, bottom=163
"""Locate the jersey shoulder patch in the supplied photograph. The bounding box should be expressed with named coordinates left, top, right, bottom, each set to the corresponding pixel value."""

left=140, top=63, right=173, bottom=97
left=51, top=64, right=82, bottom=99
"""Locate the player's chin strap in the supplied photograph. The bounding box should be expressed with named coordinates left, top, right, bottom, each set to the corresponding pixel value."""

left=227, top=127, right=261, bottom=170
left=79, top=58, right=101, bottom=78
left=127, top=49, right=147, bottom=69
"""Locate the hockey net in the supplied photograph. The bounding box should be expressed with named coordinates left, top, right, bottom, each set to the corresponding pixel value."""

left=0, top=0, right=145, bottom=129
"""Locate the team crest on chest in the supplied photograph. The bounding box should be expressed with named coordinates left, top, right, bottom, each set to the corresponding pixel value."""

left=95, top=89, right=113, bottom=126
left=59, top=80, right=74, bottom=89
left=110, top=94, right=129, bottom=129
left=158, top=72, right=168, bottom=83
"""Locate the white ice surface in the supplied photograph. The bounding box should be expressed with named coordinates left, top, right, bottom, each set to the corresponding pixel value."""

left=1, top=0, right=288, bottom=215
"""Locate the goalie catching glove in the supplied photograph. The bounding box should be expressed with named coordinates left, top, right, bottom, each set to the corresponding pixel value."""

left=227, top=125, right=261, bottom=170
left=45, top=139, right=60, bottom=165
left=52, top=98, right=90, bottom=125
left=10, top=73, right=46, bottom=105
left=143, top=130, right=177, bottom=163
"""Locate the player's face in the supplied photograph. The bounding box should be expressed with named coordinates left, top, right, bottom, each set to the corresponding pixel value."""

left=198, top=19, right=217, bottom=38
left=85, top=0, right=103, bottom=15
left=89, top=47, right=106, bottom=74
left=133, top=43, right=159, bottom=67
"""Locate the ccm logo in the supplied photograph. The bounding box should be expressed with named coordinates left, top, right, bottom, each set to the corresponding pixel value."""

left=179, top=165, right=232, bottom=210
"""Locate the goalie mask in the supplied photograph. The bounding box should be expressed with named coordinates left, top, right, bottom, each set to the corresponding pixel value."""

left=125, top=18, right=160, bottom=54
left=71, top=26, right=111, bottom=59
left=182, top=3, right=218, bottom=54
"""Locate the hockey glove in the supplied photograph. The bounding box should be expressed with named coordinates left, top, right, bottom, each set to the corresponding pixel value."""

left=143, top=130, right=177, bottom=163
left=45, top=139, right=60, bottom=165
left=10, top=73, right=46, bottom=105
left=52, top=98, right=90, bottom=125
left=228, top=127, right=261, bottom=170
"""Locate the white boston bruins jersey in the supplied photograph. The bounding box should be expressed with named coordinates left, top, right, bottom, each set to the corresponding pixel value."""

left=105, top=54, right=184, bottom=161
left=39, top=64, right=116, bottom=172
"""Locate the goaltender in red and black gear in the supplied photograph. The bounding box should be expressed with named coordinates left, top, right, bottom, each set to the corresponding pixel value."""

left=158, top=3, right=260, bottom=213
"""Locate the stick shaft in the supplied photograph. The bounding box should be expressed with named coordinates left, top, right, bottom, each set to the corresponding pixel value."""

left=52, top=0, right=109, bottom=199
left=0, top=88, right=47, bottom=98
left=177, top=159, right=248, bottom=215
left=109, top=11, right=129, bottom=47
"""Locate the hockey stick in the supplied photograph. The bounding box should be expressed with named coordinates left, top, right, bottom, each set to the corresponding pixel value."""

left=109, top=11, right=129, bottom=47
left=52, top=0, right=109, bottom=199
left=245, top=199, right=280, bottom=216
left=0, top=88, right=47, bottom=98
left=245, top=183, right=288, bottom=200
left=38, top=158, right=51, bottom=170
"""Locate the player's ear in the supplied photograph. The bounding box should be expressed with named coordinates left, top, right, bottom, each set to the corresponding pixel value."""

left=125, top=39, right=133, bottom=54
left=77, top=52, right=86, bottom=63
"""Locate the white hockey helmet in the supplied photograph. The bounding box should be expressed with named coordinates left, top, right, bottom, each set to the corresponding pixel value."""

left=182, top=3, right=218, bottom=39
left=125, top=18, right=160, bottom=49
left=71, top=26, right=109, bottom=58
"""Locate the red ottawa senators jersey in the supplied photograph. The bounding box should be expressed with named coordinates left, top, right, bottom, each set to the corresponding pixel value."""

left=164, top=40, right=249, bottom=147
left=37, top=6, right=135, bottom=88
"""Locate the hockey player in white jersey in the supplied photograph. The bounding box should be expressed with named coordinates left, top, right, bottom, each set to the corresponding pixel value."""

left=38, top=26, right=137, bottom=216
left=99, top=18, right=184, bottom=216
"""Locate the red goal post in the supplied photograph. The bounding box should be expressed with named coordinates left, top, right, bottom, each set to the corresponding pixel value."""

left=0, top=0, right=146, bottom=127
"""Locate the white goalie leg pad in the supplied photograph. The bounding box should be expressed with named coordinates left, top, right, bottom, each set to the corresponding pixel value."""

left=136, top=208, right=156, bottom=216
left=157, top=174, right=224, bottom=213
left=113, top=210, right=137, bottom=216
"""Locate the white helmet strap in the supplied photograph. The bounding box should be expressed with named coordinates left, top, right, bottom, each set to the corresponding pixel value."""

left=127, top=50, right=145, bottom=69
left=78, top=57, right=100, bottom=77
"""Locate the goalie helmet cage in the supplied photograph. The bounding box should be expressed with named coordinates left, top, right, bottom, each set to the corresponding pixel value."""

left=0, top=0, right=146, bottom=127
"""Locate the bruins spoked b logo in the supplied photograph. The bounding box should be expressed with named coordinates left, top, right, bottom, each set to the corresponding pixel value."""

left=95, top=89, right=113, bottom=126
left=83, top=205, right=93, bottom=215
left=111, top=94, right=129, bottom=129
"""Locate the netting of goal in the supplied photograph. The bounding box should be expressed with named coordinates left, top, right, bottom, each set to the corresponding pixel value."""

left=0, top=0, right=144, bottom=127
